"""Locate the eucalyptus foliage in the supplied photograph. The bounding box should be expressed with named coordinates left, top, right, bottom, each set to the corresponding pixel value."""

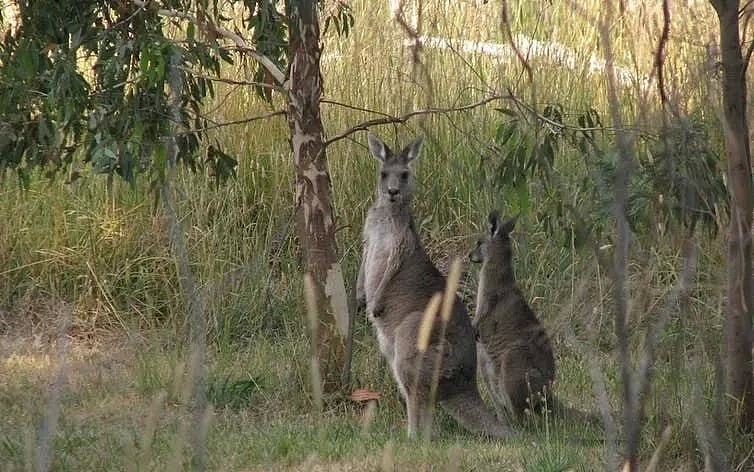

left=482, top=105, right=727, bottom=246
left=0, top=0, right=352, bottom=188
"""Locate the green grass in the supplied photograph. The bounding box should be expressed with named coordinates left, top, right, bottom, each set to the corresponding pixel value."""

left=2, top=1, right=754, bottom=470
left=0, top=340, right=612, bottom=471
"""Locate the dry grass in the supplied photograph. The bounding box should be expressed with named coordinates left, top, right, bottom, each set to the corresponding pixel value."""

left=2, top=0, right=753, bottom=470
left=0, top=316, right=604, bottom=471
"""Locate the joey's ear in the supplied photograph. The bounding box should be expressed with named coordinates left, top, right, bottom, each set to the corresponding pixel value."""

left=367, top=132, right=391, bottom=162
left=488, top=210, right=500, bottom=235
left=498, top=214, right=518, bottom=235
left=403, top=134, right=424, bottom=163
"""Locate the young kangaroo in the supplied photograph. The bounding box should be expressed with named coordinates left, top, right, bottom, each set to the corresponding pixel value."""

left=469, top=211, right=556, bottom=417
left=356, top=133, right=516, bottom=439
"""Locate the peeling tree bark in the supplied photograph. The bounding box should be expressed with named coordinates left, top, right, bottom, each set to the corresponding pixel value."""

left=0, top=0, right=21, bottom=40
left=286, top=0, right=348, bottom=393
left=710, top=0, right=754, bottom=430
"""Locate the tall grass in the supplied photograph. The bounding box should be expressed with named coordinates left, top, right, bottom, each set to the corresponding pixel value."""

left=1, top=1, right=752, bottom=470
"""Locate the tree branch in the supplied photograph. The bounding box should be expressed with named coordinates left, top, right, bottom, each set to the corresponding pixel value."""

left=501, top=0, right=533, bottom=84
left=163, top=48, right=208, bottom=471
left=744, top=39, right=754, bottom=75
left=506, top=90, right=620, bottom=134
left=655, top=0, right=670, bottom=109
left=323, top=94, right=509, bottom=146
left=320, top=99, right=397, bottom=119
left=392, top=0, right=424, bottom=79
left=599, top=1, right=640, bottom=469
left=178, top=110, right=286, bottom=135
left=630, top=235, right=698, bottom=468
left=740, top=0, right=754, bottom=16
left=181, top=68, right=284, bottom=92
left=561, top=319, right=619, bottom=470
left=132, top=0, right=286, bottom=85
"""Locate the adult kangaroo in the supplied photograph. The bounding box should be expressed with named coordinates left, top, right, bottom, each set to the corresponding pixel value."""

left=356, top=133, right=516, bottom=439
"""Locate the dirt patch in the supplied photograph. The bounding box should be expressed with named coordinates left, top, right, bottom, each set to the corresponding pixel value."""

left=0, top=292, right=142, bottom=403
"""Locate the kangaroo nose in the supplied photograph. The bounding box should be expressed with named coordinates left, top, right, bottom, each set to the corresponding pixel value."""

left=388, top=188, right=399, bottom=196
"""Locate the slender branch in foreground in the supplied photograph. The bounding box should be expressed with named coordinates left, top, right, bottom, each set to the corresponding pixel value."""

left=634, top=236, right=698, bottom=430
left=588, top=357, right=619, bottom=468
left=565, top=0, right=641, bottom=469
left=501, top=0, right=533, bottom=84
left=645, top=425, right=673, bottom=472
left=178, top=110, right=286, bottom=135
left=132, top=0, right=286, bottom=85
left=320, top=99, right=396, bottom=119
left=324, top=94, right=509, bottom=146
left=655, top=0, right=670, bottom=109
left=561, top=322, right=619, bottom=470
left=744, top=40, right=754, bottom=76
left=559, top=270, right=618, bottom=464
left=690, top=355, right=728, bottom=471
left=325, top=90, right=634, bottom=149
left=181, top=68, right=284, bottom=92
left=36, top=307, right=71, bottom=472
left=506, top=90, right=620, bottom=134
left=741, top=3, right=754, bottom=75
left=162, top=47, right=209, bottom=471
left=392, top=0, right=422, bottom=66
left=599, top=1, right=640, bottom=470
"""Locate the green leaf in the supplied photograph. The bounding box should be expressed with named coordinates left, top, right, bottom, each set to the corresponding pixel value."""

left=494, top=107, right=518, bottom=118
left=516, top=184, right=531, bottom=214
left=154, top=142, right=167, bottom=175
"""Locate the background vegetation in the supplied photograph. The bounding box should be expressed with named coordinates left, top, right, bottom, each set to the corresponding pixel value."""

left=1, top=0, right=753, bottom=470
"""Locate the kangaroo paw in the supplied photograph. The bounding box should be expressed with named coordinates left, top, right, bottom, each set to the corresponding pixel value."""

left=367, top=300, right=385, bottom=317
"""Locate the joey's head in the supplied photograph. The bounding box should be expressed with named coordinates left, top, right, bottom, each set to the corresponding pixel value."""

left=367, top=132, right=423, bottom=207
left=469, top=210, right=517, bottom=269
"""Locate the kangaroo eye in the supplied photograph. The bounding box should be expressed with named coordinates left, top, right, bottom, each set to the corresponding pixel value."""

left=380, top=171, right=387, bottom=180
left=400, top=172, right=409, bottom=181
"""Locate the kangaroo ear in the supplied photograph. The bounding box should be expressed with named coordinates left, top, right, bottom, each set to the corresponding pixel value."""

left=403, top=134, right=424, bottom=164
left=488, top=210, right=500, bottom=235
left=499, top=214, right=518, bottom=235
left=367, top=132, right=391, bottom=162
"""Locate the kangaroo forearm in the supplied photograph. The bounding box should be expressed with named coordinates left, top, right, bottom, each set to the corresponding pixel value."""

left=370, top=287, right=385, bottom=314
left=370, top=268, right=393, bottom=313
left=369, top=248, right=403, bottom=314
left=475, top=302, right=489, bottom=319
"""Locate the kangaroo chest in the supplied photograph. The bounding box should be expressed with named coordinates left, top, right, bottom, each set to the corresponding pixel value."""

left=361, top=210, right=407, bottom=305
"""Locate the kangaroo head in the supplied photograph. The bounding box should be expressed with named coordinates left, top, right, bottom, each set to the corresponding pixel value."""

left=469, top=210, right=517, bottom=266
left=367, top=132, right=424, bottom=206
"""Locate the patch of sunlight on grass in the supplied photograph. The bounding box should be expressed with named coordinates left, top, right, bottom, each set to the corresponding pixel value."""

left=4, top=353, right=54, bottom=373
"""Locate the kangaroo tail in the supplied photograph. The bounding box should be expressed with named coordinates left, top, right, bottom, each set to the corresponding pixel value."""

left=439, top=388, right=517, bottom=439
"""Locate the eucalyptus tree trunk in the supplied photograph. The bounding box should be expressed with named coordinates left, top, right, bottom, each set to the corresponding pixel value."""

left=710, top=0, right=754, bottom=430
left=286, top=0, right=349, bottom=393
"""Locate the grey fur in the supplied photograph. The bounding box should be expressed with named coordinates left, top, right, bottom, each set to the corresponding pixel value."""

left=357, top=133, right=516, bottom=439
left=469, top=211, right=557, bottom=416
